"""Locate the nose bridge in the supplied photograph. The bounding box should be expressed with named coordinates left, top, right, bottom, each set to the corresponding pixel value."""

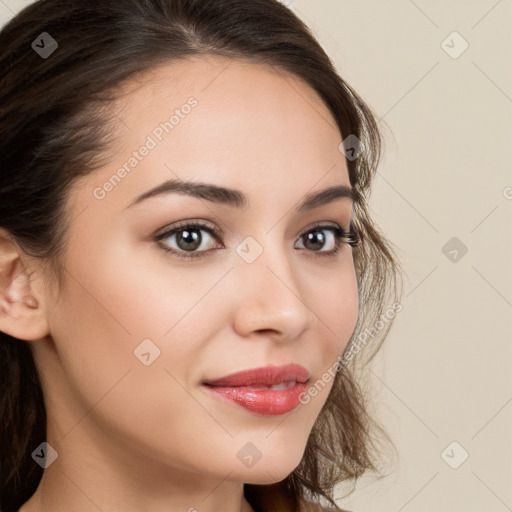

left=231, top=232, right=315, bottom=337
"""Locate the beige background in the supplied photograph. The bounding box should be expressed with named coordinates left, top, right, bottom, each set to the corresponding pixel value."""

left=1, top=1, right=511, bottom=511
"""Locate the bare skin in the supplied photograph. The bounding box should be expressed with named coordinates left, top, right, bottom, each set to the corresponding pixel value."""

left=0, top=56, right=359, bottom=512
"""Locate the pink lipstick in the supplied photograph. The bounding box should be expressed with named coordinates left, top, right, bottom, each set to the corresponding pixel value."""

left=201, top=363, right=310, bottom=416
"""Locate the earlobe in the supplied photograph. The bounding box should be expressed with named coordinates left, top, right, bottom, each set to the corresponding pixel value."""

left=0, top=228, right=49, bottom=341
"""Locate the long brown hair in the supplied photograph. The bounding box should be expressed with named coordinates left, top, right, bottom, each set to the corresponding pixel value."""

left=0, top=1, right=402, bottom=511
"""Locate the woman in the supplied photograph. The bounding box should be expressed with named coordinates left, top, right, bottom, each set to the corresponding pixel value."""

left=0, top=1, right=402, bottom=511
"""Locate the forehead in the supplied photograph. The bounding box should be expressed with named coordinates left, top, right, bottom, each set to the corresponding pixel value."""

left=110, top=55, right=344, bottom=164
left=116, top=55, right=335, bottom=123
left=70, top=56, right=351, bottom=218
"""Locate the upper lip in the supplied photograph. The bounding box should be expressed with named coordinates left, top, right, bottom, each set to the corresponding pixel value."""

left=202, top=363, right=310, bottom=387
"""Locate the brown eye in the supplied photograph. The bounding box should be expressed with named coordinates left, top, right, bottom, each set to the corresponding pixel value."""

left=298, top=229, right=335, bottom=252
left=294, top=223, right=358, bottom=260
left=154, top=220, right=356, bottom=262
left=155, top=221, right=223, bottom=260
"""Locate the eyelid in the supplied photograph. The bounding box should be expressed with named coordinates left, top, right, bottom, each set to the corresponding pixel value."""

left=154, top=219, right=223, bottom=240
left=301, top=220, right=343, bottom=233
left=299, top=220, right=359, bottom=242
left=154, top=219, right=352, bottom=242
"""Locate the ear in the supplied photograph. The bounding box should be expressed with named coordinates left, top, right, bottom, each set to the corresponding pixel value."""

left=0, top=227, right=50, bottom=341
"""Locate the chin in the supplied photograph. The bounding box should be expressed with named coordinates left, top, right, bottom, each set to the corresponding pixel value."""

left=241, top=469, right=292, bottom=486
left=239, top=454, right=304, bottom=485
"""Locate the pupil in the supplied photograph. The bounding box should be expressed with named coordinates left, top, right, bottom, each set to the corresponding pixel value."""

left=177, top=229, right=201, bottom=251
left=306, top=230, right=325, bottom=250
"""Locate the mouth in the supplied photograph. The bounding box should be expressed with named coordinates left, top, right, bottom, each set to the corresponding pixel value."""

left=201, top=364, right=310, bottom=416
left=234, top=380, right=298, bottom=390
left=202, top=363, right=310, bottom=388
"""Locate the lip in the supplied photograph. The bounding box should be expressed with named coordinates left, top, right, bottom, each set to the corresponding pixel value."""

left=202, top=363, right=310, bottom=387
left=201, top=364, right=310, bottom=416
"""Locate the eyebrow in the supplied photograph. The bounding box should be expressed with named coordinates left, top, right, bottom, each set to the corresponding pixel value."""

left=126, top=179, right=357, bottom=212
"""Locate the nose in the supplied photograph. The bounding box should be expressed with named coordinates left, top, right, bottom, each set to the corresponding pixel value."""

left=231, top=240, right=318, bottom=342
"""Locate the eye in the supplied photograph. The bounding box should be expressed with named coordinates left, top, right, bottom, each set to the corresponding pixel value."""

left=155, top=221, right=222, bottom=260
left=154, top=220, right=359, bottom=261
left=294, top=222, right=359, bottom=260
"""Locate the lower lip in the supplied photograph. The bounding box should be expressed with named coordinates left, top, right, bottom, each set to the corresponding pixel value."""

left=202, top=382, right=307, bottom=416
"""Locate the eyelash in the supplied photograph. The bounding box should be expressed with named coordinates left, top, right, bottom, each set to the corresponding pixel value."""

left=154, top=220, right=360, bottom=261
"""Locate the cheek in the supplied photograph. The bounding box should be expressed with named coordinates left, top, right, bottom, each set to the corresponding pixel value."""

left=301, top=259, right=359, bottom=408
left=58, top=225, right=208, bottom=340
left=316, top=257, right=359, bottom=357
left=47, top=249, right=226, bottom=465
left=49, top=234, right=227, bottom=395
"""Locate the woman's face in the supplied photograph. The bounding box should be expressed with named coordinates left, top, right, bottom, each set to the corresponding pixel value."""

left=35, top=56, right=359, bottom=492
